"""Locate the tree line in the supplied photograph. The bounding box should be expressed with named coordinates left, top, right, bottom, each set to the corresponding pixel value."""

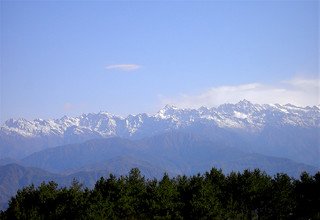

left=1, top=168, right=319, bottom=219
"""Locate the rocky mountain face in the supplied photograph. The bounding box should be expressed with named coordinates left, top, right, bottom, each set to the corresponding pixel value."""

left=1, top=100, right=319, bottom=166
left=2, top=100, right=319, bottom=138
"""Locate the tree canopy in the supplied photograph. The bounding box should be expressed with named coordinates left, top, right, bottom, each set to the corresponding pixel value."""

left=1, top=168, right=319, bottom=219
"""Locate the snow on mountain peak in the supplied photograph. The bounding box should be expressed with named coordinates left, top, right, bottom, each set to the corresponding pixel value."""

left=234, top=111, right=248, bottom=119
left=238, top=99, right=253, bottom=106
left=1, top=102, right=319, bottom=138
left=163, top=104, right=179, bottom=110
left=156, top=104, right=181, bottom=119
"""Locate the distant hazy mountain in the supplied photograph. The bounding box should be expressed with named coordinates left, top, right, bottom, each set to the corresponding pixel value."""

left=20, top=132, right=317, bottom=178
left=0, top=161, right=168, bottom=211
left=0, top=127, right=318, bottom=211
left=0, top=164, right=59, bottom=211
left=1, top=100, right=319, bottom=166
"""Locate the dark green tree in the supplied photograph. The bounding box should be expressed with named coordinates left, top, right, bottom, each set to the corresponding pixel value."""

left=1, top=168, right=319, bottom=220
left=294, top=171, right=320, bottom=219
left=269, top=173, right=295, bottom=219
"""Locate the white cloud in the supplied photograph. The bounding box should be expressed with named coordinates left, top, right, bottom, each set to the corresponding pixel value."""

left=105, top=64, right=141, bottom=71
left=161, top=77, right=320, bottom=108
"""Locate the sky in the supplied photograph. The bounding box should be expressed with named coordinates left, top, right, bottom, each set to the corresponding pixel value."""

left=0, top=0, right=319, bottom=122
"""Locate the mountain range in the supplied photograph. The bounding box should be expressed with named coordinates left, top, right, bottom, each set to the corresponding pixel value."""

left=0, top=100, right=319, bottom=210
left=1, top=100, right=319, bottom=166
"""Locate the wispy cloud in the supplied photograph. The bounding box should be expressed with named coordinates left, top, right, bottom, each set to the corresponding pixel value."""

left=106, top=64, right=141, bottom=71
left=161, top=77, right=320, bottom=108
left=63, top=102, right=74, bottom=112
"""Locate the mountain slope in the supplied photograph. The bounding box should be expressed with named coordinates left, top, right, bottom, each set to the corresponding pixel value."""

left=1, top=100, right=319, bottom=166
left=0, top=164, right=60, bottom=211
left=21, top=132, right=318, bottom=178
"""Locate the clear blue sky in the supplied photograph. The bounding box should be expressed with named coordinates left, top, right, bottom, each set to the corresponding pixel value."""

left=1, top=1, right=319, bottom=122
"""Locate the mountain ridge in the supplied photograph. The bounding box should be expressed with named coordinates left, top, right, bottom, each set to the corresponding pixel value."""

left=2, top=100, right=319, bottom=138
left=19, top=132, right=318, bottom=177
left=1, top=100, right=319, bottom=167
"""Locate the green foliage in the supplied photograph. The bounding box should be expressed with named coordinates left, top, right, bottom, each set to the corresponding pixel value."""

left=1, top=168, right=320, bottom=220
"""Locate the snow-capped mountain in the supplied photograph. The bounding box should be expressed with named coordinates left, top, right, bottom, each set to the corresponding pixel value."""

left=2, top=100, right=319, bottom=138
left=1, top=100, right=319, bottom=167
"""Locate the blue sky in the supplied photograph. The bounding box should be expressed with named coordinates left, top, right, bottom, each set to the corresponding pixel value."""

left=1, top=1, right=319, bottom=122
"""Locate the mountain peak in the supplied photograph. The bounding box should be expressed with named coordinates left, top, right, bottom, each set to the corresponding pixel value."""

left=162, top=104, right=179, bottom=111
left=237, top=99, right=253, bottom=106
left=1, top=102, right=319, bottom=139
left=198, top=106, right=209, bottom=112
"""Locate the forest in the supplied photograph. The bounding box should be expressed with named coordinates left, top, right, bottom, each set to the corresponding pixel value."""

left=1, top=168, right=319, bottom=220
